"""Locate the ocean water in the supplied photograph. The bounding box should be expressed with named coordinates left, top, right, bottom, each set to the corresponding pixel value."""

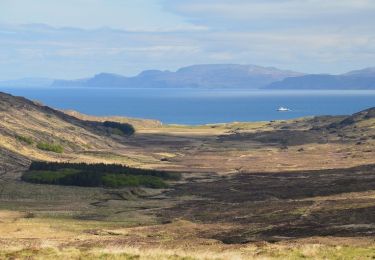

left=1, top=88, right=375, bottom=125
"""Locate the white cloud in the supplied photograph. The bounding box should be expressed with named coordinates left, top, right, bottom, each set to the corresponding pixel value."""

left=0, top=0, right=374, bottom=79
left=54, top=46, right=200, bottom=58
left=164, top=0, right=375, bottom=35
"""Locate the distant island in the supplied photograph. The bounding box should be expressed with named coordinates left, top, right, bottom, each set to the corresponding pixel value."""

left=1, top=64, right=375, bottom=90
left=265, top=67, right=375, bottom=90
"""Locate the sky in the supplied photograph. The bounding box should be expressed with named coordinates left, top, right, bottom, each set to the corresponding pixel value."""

left=0, top=0, right=374, bottom=80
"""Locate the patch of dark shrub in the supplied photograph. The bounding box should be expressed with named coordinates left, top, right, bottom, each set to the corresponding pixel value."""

left=15, top=135, right=34, bottom=145
left=103, top=121, right=135, bottom=136
left=36, top=142, right=63, bottom=153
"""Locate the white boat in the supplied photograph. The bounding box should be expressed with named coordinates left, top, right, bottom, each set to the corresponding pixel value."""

left=277, top=106, right=291, bottom=112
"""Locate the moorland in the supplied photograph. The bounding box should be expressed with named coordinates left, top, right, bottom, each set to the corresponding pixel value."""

left=1, top=91, right=375, bottom=259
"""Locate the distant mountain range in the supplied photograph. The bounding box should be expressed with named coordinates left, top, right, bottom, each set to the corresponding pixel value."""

left=1, top=64, right=375, bottom=90
left=50, top=64, right=303, bottom=89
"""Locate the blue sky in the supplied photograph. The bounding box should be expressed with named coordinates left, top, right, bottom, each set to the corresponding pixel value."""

left=0, top=0, right=374, bottom=80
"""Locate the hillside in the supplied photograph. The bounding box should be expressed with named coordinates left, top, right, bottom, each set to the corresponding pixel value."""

left=62, top=109, right=162, bottom=129
left=0, top=92, right=161, bottom=172
left=51, top=64, right=303, bottom=89
left=265, top=67, right=375, bottom=90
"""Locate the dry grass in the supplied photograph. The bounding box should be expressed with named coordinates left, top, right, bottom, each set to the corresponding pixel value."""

left=1, top=211, right=375, bottom=259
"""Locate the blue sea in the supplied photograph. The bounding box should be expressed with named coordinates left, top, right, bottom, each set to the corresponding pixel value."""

left=1, top=88, right=375, bottom=125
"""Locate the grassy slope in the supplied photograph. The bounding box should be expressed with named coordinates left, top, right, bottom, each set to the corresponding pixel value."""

left=0, top=92, right=163, bottom=170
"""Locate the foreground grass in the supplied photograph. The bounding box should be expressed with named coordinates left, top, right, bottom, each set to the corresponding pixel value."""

left=1, top=244, right=375, bottom=260
left=1, top=209, right=375, bottom=259
left=1, top=211, right=375, bottom=260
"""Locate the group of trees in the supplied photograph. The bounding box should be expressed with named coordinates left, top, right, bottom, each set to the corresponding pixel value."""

left=29, top=161, right=180, bottom=180
left=22, top=161, right=180, bottom=189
